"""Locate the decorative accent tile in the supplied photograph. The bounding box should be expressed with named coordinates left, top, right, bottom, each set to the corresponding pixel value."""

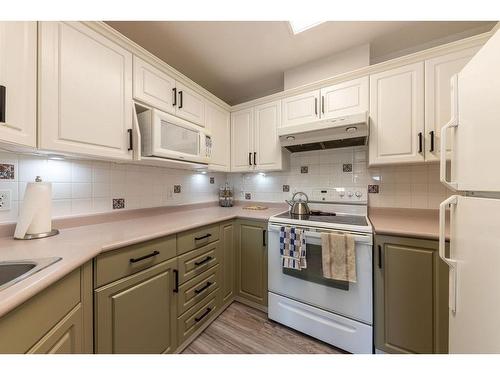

left=112, top=198, right=125, bottom=209
left=174, top=185, right=181, bottom=193
left=282, top=184, right=290, bottom=192
left=0, top=164, right=14, bottom=180
left=368, top=184, right=379, bottom=194
left=245, top=192, right=251, bottom=200
left=210, top=177, right=215, bottom=184
left=343, top=163, right=353, bottom=173
left=300, top=166, right=308, bottom=174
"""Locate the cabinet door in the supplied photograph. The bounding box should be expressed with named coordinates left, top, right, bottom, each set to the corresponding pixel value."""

left=369, top=62, right=425, bottom=165
left=206, top=101, right=230, bottom=171
left=175, top=82, right=205, bottom=126
left=230, top=108, right=254, bottom=172
left=39, top=22, right=133, bottom=160
left=133, top=56, right=176, bottom=115
left=374, top=235, right=449, bottom=354
left=95, top=259, right=177, bottom=354
left=424, top=46, right=481, bottom=161
left=254, top=100, right=282, bottom=171
left=28, top=304, right=83, bottom=354
left=320, top=76, right=369, bottom=119
left=221, top=222, right=235, bottom=304
left=236, top=220, right=268, bottom=306
left=281, top=90, right=320, bottom=127
left=0, top=22, right=37, bottom=148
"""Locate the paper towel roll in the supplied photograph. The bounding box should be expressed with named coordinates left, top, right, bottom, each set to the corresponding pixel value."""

left=14, top=178, right=52, bottom=239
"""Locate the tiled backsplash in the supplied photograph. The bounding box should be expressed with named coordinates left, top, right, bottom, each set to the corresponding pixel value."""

left=227, top=146, right=452, bottom=209
left=0, top=146, right=452, bottom=224
left=0, top=151, right=224, bottom=224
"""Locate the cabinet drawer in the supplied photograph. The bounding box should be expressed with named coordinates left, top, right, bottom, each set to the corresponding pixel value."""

left=178, top=264, right=220, bottom=315
left=177, top=224, right=220, bottom=255
left=177, top=290, right=220, bottom=345
left=95, top=235, right=176, bottom=288
left=0, top=267, right=81, bottom=353
left=178, top=240, right=220, bottom=284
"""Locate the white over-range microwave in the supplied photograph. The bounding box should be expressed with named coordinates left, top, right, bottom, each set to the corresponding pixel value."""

left=137, top=108, right=212, bottom=164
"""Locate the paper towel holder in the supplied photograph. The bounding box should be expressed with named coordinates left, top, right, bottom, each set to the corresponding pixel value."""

left=15, top=176, right=60, bottom=240
left=18, top=229, right=60, bottom=240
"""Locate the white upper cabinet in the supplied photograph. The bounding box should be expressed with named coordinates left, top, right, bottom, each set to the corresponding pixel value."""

left=281, top=90, right=320, bottom=127
left=0, top=22, right=37, bottom=148
left=424, top=46, right=480, bottom=161
left=206, top=101, right=230, bottom=171
left=369, top=62, right=425, bottom=166
left=320, top=76, right=369, bottom=119
left=231, top=108, right=254, bottom=172
left=133, top=58, right=205, bottom=127
left=175, top=82, right=205, bottom=126
left=39, top=22, right=133, bottom=160
left=254, top=100, right=283, bottom=171
left=133, top=56, right=176, bottom=115
left=231, top=101, right=287, bottom=172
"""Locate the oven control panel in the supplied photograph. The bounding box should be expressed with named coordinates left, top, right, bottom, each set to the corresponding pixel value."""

left=310, top=188, right=367, bottom=203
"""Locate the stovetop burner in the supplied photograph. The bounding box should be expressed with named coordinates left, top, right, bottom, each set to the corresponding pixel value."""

left=309, top=210, right=336, bottom=216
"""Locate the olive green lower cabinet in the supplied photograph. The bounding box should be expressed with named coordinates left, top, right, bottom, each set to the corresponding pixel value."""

left=235, top=220, right=268, bottom=308
left=93, top=221, right=237, bottom=353
left=374, top=235, right=449, bottom=354
left=94, top=259, right=178, bottom=354
left=94, top=234, right=178, bottom=354
left=0, top=262, right=93, bottom=354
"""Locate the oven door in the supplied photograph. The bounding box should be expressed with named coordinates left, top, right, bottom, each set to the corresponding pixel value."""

left=152, top=110, right=209, bottom=163
left=268, top=223, right=373, bottom=324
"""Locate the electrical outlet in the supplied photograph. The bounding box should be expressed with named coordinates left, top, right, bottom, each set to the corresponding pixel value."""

left=166, top=187, right=174, bottom=201
left=0, top=189, right=12, bottom=211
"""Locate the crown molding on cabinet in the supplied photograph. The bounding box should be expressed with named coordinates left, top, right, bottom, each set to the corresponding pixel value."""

left=81, top=21, right=231, bottom=112
left=230, top=31, right=494, bottom=112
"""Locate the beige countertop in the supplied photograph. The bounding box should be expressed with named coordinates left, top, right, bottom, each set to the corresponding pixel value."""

left=0, top=202, right=287, bottom=318
left=368, top=207, right=449, bottom=241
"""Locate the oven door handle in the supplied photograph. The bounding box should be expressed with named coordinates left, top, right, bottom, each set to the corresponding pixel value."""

left=267, top=224, right=372, bottom=244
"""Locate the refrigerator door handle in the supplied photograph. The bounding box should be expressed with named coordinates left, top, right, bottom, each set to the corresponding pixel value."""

left=440, top=75, right=459, bottom=191
left=440, top=119, right=458, bottom=191
left=439, top=195, right=458, bottom=314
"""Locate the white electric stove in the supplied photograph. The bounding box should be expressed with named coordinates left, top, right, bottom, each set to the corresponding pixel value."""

left=267, top=193, right=374, bottom=354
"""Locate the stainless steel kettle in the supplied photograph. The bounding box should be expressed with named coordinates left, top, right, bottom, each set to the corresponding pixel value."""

left=286, top=191, right=311, bottom=216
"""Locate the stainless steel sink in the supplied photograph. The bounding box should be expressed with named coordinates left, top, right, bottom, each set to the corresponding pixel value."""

left=0, top=257, right=62, bottom=292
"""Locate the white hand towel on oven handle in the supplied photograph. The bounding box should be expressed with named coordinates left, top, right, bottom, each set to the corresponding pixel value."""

left=321, top=232, right=356, bottom=282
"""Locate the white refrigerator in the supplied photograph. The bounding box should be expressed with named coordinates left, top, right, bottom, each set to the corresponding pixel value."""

left=439, top=26, right=500, bottom=353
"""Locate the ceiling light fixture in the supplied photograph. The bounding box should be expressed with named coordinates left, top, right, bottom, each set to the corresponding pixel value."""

left=288, top=20, right=326, bottom=35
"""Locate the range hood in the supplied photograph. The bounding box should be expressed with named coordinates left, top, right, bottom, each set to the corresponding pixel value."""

left=278, top=112, right=368, bottom=153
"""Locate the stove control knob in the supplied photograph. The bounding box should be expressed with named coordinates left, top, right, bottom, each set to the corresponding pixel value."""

left=355, top=191, right=362, bottom=198
left=347, top=191, right=353, bottom=198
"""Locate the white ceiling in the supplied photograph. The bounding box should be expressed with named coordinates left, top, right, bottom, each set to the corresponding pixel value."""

left=106, top=21, right=495, bottom=105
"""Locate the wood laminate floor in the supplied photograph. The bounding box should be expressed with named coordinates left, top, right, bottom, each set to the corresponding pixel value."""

left=182, top=302, right=346, bottom=354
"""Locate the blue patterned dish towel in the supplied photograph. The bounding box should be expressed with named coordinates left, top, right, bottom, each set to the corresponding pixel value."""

left=280, top=226, right=307, bottom=270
